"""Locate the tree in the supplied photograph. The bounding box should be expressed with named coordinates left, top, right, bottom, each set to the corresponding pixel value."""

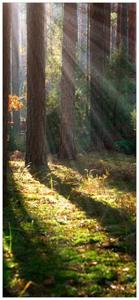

left=90, top=4, right=112, bottom=149
left=103, top=4, right=111, bottom=63
left=78, top=4, right=87, bottom=70
left=120, top=4, right=128, bottom=56
left=87, top=4, right=91, bottom=104
left=3, top=3, right=11, bottom=195
left=111, top=3, right=118, bottom=54
left=117, top=4, right=122, bottom=49
left=117, top=3, right=128, bottom=56
left=111, top=4, right=130, bottom=133
left=59, top=4, right=77, bottom=159
left=128, top=3, right=136, bottom=64
left=11, top=3, right=20, bottom=136
left=26, top=4, right=47, bottom=168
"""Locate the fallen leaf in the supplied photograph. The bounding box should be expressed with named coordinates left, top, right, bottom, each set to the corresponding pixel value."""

left=110, top=284, right=117, bottom=289
left=89, top=261, right=98, bottom=266
left=123, top=267, right=129, bottom=272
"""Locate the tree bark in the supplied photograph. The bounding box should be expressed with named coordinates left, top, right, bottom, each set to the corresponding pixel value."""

left=104, top=4, right=111, bottom=63
left=26, top=3, right=47, bottom=168
left=121, top=4, right=128, bottom=57
left=90, top=4, right=105, bottom=149
left=117, top=4, right=122, bottom=49
left=128, top=3, right=136, bottom=64
left=90, top=4, right=112, bottom=150
left=59, top=4, right=77, bottom=159
left=87, top=4, right=91, bottom=106
left=117, top=3, right=128, bottom=56
left=11, top=3, right=20, bottom=136
left=3, top=4, right=11, bottom=195
left=111, top=3, right=118, bottom=54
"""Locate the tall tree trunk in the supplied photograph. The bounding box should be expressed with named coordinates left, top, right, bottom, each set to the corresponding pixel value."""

left=121, top=4, right=128, bottom=57
left=59, top=4, right=77, bottom=159
left=117, top=4, right=122, bottom=49
left=78, top=4, right=83, bottom=66
left=128, top=3, right=136, bottom=64
left=115, top=4, right=128, bottom=130
left=3, top=4, right=11, bottom=195
left=78, top=4, right=87, bottom=71
left=87, top=4, right=90, bottom=109
left=117, top=3, right=128, bottom=56
left=11, top=3, right=20, bottom=136
left=26, top=4, right=47, bottom=168
left=104, top=4, right=111, bottom=63
left=90, top=4, right=112, bottom=150
left=111, top=3, right=118, bottom=54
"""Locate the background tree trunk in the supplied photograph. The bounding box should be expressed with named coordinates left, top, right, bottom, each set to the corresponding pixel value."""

left=90, top=4, right=111, bottom=150
left=11, top=3, right=20, bottom=136
left=128, top=3, right=136, bottom=64
left=59, top=4, right=77, bottom=159
left=111, top=3, right=118, bottom=54
left=3, top=3, right=11, bottom=196
left=117, top=3, right=128, bottom=56
left=26, top=3, right=47, bottom=168
left=120, top=4, right=128, bottom=57
left=117, top=4, right=122, bottom=49
left=104, top=4, right=111, bottom=64
left=87, top=4, right=90, bottom=107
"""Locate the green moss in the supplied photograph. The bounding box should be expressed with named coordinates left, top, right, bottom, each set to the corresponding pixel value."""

left=3, top=154, right=136, bottom=297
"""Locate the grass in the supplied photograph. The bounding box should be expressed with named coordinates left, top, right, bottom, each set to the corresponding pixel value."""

left=3, top=151, right=136, bottom=297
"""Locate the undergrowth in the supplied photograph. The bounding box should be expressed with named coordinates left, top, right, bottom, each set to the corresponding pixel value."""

left=3, top=151, right=136, bottom=297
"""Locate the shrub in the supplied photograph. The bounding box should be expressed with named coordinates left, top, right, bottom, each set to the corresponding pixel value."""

left=114, top=139, right=136, bottom=155
left=46, top=109, right=60, bottom=154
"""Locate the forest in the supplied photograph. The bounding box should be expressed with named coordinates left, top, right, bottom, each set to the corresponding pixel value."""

left=3, top=2, right=136, bottom=297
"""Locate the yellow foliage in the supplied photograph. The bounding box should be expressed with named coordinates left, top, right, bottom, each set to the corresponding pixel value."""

left=8, top=95, right=24, bottom=112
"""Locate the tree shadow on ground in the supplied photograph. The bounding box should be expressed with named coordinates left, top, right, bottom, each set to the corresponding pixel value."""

left=3, top=166, right=136, bottom=297
left=32, top=168, right=136, bottom=258
left=3, top=171, right=82, bottom=297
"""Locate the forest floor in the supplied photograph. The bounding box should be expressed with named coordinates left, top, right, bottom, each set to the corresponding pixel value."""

left=3, top=151, right=136, bottom=297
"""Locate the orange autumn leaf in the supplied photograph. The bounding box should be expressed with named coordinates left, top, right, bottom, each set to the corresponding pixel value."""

left=8, top=95, right=24, bottom=112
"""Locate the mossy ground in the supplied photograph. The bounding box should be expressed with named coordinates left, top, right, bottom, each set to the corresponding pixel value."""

left=3, top=151, right=136, bottom=297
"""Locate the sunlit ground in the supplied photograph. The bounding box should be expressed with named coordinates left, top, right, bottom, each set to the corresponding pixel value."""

left=3, top=152, right=136, bottom=297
